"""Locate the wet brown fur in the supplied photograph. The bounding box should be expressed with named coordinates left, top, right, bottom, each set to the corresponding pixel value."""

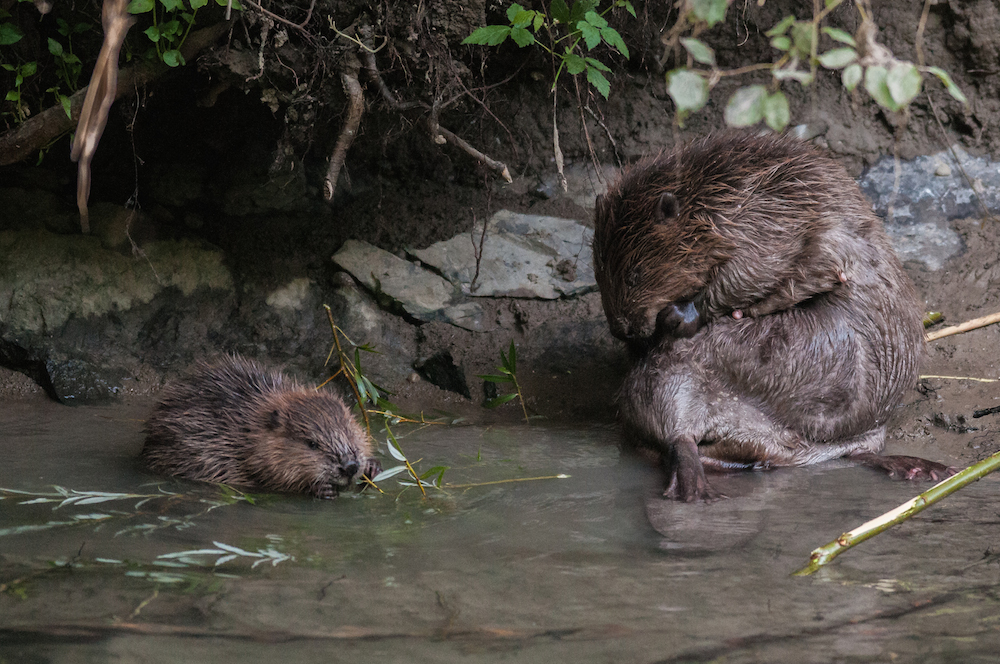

left=593, top=132, right=950, bottom=501
left=142, top=356, right=380, bottom=498
left=594, top=132, right=872, bottom=340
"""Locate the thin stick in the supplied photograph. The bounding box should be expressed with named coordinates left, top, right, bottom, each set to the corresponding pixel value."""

left=919, top=375, right=997, bottom=383
left=926, top=311, right=1000, bottom=341
left=793, top=451, right=1000, bottom=576
left=444, top=474, right=570, bottom=489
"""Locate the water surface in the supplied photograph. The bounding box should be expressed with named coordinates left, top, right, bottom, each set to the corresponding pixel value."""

left=1, top=400, right=998, bottom=663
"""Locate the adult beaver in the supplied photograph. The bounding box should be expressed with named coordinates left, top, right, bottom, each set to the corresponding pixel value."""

left=593, top=131, right=952, bottom=501
left=142, top=356, right=380, bottom=498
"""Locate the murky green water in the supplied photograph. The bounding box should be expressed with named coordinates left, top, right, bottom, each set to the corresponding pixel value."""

left=2, top=400, right=999, bottom=663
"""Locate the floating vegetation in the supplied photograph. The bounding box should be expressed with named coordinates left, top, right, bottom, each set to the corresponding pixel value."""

left=367, top=423, right=449, bottom=499
left=154, top=538, right=294, bottom=569
left=0, top=484, right=254, bottom=538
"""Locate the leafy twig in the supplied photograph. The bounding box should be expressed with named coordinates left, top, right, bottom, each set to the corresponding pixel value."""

left=479, top=340, right=530, bottom=424
left=793, top=451, right=1000, bottom=576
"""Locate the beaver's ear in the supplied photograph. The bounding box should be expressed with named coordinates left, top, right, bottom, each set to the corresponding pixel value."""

left=654, top=192, right=679, bottom=224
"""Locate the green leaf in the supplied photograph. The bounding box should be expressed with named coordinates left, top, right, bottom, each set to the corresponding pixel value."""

left=510, top=26, right=534, bottom=47
left=762, top=90, right=790, bottom=131
left=507, top=340, right=517, bottom=373
left=569, top=0, right=599, bottom=24
left=724, top=84, right=767, bottom=127
left=583, top=10, right=607, bottom=29
left=48, top=37, right=64, bottom=56
left=586, top=66, right=611, bottom=98
left=189, top=0, right=208, bottom=9
left=666, top=68, right=708, bottom=113
left=842, top=62, right=862, bottom=91
left=886, top=61, right=921, bottom=107
left=20, top=61, right=35, bottom=76
left=419, top=465, right=449, bottom=482
left=551, top=0, right=571, bottom=23
left=925, top=66, right=968, bottom=104
left=578, top=20, right=600, bottom=50
left=770, top=35, right=791, bottom=51
left=690, top=0, right=728, bottom=27
left=789, top=21, right=813, bottom=57
left=160, top=19, right=182, bottom=38
left=773, top=68, right=813, bottom=85
left=59, top=94, right=72, bottom=119
left=479, top=374, right=515, bottom=383
left=864, top=65, right=900, bottom=111
left=387, top=438, right=407, bottom=462
left=214, top=0, right=242, bottom=7
left=564, top=53, right=587, bottom=75
left=0, top=22, right=23, bottom=46
left=506, top=3, right=526, bottom=23
left=765, top=15, right=796, bottom=37
left=462, top=25, right=510, bottom=46
left=484, top=393, right=519, bottom=408
left=680, top=37, right=715, bottom=66
left=5, top=90, right=19, bottom=102
left=821, top=26, right=856, bottom=47
left=618, top=1, right=637, bottom=18
left=510, top=9, right=534, bottom=29
left=159, top=0, right=185, bottom=10
left=127, top=0, right=155, bottom=13
left=533, top=12, right=544, bottom=33
left=144, top=25, right=161, bottom=42
left=818, top=47, right=857, bottom=69
left=584, top=56, right=610, bottom=72
left=600, top=26, right=630, bottom=59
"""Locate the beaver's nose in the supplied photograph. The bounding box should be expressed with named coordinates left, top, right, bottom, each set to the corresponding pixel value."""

left=343, top=460, right=360, bottom=478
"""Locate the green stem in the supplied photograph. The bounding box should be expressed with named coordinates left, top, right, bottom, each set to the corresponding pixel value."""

left=512, top=375, right=529, bottom=425
left=177, top=7, right=199, bottom=50
left=793, top=451, right=1000, bottom=576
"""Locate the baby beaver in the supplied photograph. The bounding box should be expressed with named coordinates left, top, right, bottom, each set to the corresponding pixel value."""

left=142, top=356, right=380, bottom=498
left=593, top=131, right=953, bottom=501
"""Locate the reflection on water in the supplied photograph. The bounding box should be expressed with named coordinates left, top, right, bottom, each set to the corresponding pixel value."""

left=1, top=399, right=999, bottom=662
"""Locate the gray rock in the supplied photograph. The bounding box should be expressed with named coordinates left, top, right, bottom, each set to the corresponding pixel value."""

left=332, top=239, right=483, bottom=331
left=411, top=210, right=596, bottom=300
left=0, top=229, right=233, bottom=334
left=0, top=227, right=235, bottom=401
left=860, top=145, right=1000, bottom=270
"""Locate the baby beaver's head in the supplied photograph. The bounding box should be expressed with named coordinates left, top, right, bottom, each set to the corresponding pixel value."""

left=244, top=390, right=378, bottom=499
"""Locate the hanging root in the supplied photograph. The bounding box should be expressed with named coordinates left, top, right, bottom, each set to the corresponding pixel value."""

left=357, top=30, right=512, bottom=184
left=71, top=0, right=136, bottom=233
left=323, top=53, right=364, bottom=202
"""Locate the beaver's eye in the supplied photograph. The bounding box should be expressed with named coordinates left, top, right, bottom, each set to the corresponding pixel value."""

left=306, top=440, right=320, bottom=450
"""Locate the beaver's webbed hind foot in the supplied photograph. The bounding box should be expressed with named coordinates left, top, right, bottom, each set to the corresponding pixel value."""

left=850, top=452, right=957, bottom=481
left=662, top=437, right=725, bottom=502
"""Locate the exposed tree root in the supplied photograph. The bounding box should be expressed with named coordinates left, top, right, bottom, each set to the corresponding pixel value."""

left=323, top=53, right=364, bottom=202
left=70, top=0, right=135, bottom=234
